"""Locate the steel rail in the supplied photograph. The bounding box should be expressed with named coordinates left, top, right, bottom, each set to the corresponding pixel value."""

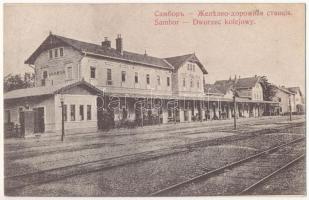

left=150, top=137, right=305, bottom=196
left=5, top=126, right=304, bottom=194
left=238, top=153, right=305, bottom=195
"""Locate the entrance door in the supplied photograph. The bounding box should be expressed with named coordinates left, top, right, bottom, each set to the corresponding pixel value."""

left=34, top=107, right=45, bottom=133
left=97, top=97, right=104, bottom=129
left=19, top=111, right=25, bottom=137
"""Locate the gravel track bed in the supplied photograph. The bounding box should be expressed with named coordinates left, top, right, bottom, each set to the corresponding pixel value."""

left=7, top=124, right=305, bottom=196
left=5, top=122, right=303, bottom=178
left=165, top=141, right=305, bottom=196
left=250, top=159, right=305, bottom=195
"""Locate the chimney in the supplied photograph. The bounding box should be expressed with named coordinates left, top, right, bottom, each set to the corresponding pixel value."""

left=255, top=74, right=257, bottom=78
left=102, top=37, right=111, bottom=48
left=116, top=34, right=123, bottom=54
left=144, top=50, right=147, bottom=56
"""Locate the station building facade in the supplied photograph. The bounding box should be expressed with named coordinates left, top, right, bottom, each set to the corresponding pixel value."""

left=4, top=33, right=278, bottom=137
left=287, top=87, right=305, bottom=113
left=272, top=86, right=302, bottom=115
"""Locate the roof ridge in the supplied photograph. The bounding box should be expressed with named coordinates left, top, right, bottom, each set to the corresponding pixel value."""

left=164, top=53, right=194, bottom=59
left=25, top=33, right=174, bottom=70
left=54, top=34, right=170, bottom=61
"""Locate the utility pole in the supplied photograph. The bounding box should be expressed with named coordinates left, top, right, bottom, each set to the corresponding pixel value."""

left=60, top=96, right=65, bottom=142
left=141, top=106, right=144, bottom=127
left=233, top=95, right=237, bottom=130
left=289, top=95, right=292, bottom=121
left=233, top=76, right=237, bottom=130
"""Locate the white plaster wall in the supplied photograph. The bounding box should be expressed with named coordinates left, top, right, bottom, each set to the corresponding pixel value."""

left=252, top=83, right=264, bottom=100
left=34, top=46, right=83, bottom=87
left=5, top=96, right=55, bottom=132
left=274, top=90, right=291, bottom=113
left=54, top=94, right=97, bottom=131
left=175, top=61, right=205, bottom=97
left=80, top=57, right=173, bottom=96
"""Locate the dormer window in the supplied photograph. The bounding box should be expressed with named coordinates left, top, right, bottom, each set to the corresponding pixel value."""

left=54, top=49, right=58, bottom=58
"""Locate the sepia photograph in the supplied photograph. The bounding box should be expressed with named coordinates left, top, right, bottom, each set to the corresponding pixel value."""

left=2, top=3, right=306, bottom=197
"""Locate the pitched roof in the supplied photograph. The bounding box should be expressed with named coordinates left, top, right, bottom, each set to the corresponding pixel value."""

left=25, top=34, right=174, bottom=70
left=287, top=87, right=302, bottom=96
left=276, top=86, right=294, bottom=95
left=204, top=84, right=224, bottom=95
left=213, top=80, right=234, bottom=94
left=214, top=76, right=261, bottom=90
left=235, top=76, right=260, bottom=88
left=165, top=53, right=208, bottom=74
left=4, top=80, right=102, bottom=100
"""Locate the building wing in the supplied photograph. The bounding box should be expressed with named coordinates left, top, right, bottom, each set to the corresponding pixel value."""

left=25, top=33, right=174, bottom=70
left=4, top=80, right=102, bottom=100
left=165, top=53, right=208, bottom=74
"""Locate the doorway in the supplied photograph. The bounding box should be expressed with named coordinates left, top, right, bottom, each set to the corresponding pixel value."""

left=33, top=107, right=45, bottom=133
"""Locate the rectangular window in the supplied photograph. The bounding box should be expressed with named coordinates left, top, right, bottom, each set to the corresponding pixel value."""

left=41, top=79, right=46, bottom=86
left=54, top=49, right=58, bottom=58
left=183, top=78, right=186, bottom=87
left=60, top=48, right=64, bottom=57
left=193, top=65, right=195, bottom=72
left=49, top=49, right=53, bottom=59
left=107, top=69, right=112, bottom=85
left=197, top=80, right=199, bottom=88
left=79, top=105, right=84, bottom=120
left=146, top=74, right=150, bottom=84
left=5, top=110, right=11, bottom=123
left=157, top=75, right=160, bottom=85
left=107, top=69, right=112, bottom=80
left=87, top=105, right=91, bottom=120
left=167, top=77, right=170, bottom=87
left=135, top=72, right=138, bottom=83
left=190, top=78, right=193, bottom=87
left=121, top=71, right=126, bottom=82
left=43, top=71, right=48, bottom=79
left=70, top=105, right=75, bottom=121
left=187, top=64, right=190, bottom=70
left=67, top=66, right=73, bottom=80
left=90, top=67, right=96, bottom=79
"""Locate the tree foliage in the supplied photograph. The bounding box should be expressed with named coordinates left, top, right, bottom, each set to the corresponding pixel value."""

left=4, top=73, right=35, bottom=92
left=259, top=76, right=277, bottom=101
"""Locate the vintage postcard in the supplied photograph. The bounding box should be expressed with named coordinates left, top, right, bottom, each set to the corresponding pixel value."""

left=3, top=3, right=306, bottom=197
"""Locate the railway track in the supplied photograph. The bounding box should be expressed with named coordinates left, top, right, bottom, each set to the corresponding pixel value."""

left=5, top=124, right=304, bottom=195
left=150, top=137, right=305, bottom=196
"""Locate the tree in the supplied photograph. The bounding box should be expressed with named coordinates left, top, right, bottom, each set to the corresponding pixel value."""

left=4, top=73, right=35, bottom=92
left=259, top=76, right=278, bottom=116
left=259, top=76, right=277, bottom=101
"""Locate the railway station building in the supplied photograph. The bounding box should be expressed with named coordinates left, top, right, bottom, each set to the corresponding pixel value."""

left=4, top=33, right=279, bottom=137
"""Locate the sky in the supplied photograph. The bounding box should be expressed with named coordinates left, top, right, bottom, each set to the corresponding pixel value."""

left=4, top=4, right=305, bottom=91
